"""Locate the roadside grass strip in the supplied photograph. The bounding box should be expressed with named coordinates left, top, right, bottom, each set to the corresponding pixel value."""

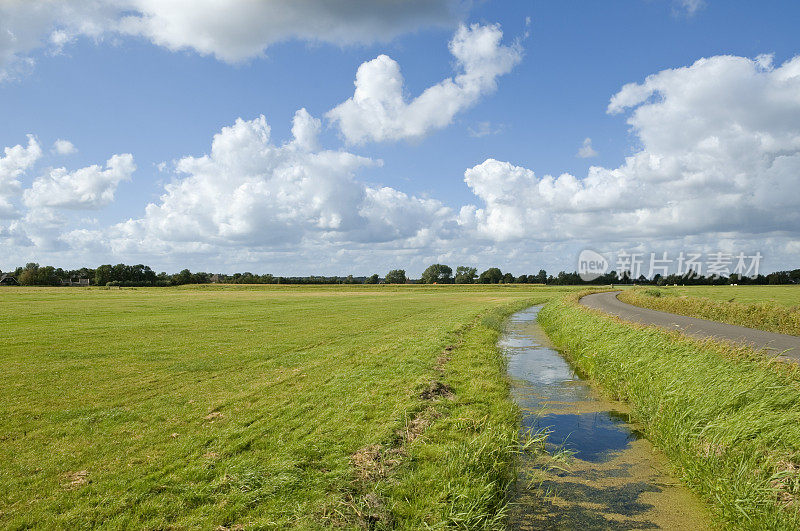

left=539, top=293, right=800, bottom=529
left=619, top=288, right=800, bottom=336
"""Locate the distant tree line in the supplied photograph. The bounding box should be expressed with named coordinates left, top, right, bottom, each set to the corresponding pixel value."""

left=2, top=262, right=798, bottom=287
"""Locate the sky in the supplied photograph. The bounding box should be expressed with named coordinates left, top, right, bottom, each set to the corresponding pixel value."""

left=1, top=0, right=799, bottom=277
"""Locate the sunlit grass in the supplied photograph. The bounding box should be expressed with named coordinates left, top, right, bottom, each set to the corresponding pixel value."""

left=540, top=292, right=800, bottom=529
left=619, top=286, right=800, bottom=335
left=0, top=284, right=577, bottom=528
left=657, top=285, right=800, bottom=308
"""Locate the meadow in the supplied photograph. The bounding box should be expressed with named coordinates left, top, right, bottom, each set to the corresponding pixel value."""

left=619, top=285, right=800, bottom=336
left=540, top=292, right=800, bottom=529
left=0, top=284, right=579, bottom=529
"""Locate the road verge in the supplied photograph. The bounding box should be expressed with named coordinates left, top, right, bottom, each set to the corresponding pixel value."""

left=539, top=292, right=800, bottom=528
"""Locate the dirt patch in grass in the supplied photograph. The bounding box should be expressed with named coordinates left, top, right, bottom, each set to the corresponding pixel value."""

left=419, top=380, right=453, bottom=400
left=62, top=470, right=90, bottom=489
left=204, top=411, right=224, bottom=422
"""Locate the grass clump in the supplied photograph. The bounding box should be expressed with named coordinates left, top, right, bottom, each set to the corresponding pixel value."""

left=619, top=287, right=800, bottom=336
left=539, top=292, right=800, bottom=529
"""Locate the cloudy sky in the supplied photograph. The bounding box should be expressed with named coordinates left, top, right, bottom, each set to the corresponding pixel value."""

left=1, top=1, right=799, bottom=276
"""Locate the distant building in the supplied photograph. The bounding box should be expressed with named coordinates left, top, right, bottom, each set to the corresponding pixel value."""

left=61, top=277, right=90, bottom=286
left=0, top=274, right=19, bottom=286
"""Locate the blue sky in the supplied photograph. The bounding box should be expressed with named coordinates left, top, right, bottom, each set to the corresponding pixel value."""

left=1, top=1, right=799, bottom=276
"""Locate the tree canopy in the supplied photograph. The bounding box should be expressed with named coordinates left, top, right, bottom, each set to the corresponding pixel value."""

left=385, top=269, right=407, bottom=284
left=420, top=264, right=453, bottom=284
left=455, top=266, right=477, bottom=284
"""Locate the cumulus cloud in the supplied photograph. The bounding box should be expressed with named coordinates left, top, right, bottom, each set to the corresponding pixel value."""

left=0, top=0, right=463, bottom=80
left=7, top=52, right=800, bottom=275
left=52, top=139, right=77, bottom=155
left=23, top=153, right=135, bottom=210
left=576, top=137, right=598, bottom=158
left=87, top=111, right=452, bottom=256
left=0, top=135, right=42, bottom=217
left=326, top=23, right=522, bottom=144
left=462, top=54, right=800, bottom=246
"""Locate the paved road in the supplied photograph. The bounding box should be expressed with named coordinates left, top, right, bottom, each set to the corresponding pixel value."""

left=580, top=291, right=800, bottom=362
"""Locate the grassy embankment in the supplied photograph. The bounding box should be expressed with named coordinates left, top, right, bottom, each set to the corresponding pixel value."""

left=0, top=284, right=576, bottom=529
left=539, top=292, right=800, bottom=529
left=618, top=286, right=800, bottom=336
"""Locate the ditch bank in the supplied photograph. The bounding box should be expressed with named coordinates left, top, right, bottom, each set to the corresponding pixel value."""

left=537, top=292, right=800, bottom=529
left=502, top=305, right=708, bottom=529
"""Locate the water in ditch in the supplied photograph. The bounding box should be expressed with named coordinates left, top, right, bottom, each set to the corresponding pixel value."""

left=503, top=306, right=709, bottom=530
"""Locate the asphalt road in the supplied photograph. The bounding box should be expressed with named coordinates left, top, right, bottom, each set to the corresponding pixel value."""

left=580, top=291, right=800, bottom=362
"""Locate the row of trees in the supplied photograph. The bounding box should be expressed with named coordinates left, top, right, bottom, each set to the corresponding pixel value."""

left=3, top=262, right=799, bottom=286
left=418, top=264, right=550, bottom=284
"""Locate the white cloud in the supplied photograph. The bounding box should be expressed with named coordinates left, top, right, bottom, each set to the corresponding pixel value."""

left=676, top=0, right=706, bottom=16
left=0, top=1, right=463, bottom=80
left=86, top=112, right=452, bottom=256
left=576, top=137, right=598, bottom=158
left=0, top=1, right=120, bottom=82
left=462, top=54, right=800, bottom=246
left=6, top=52, right=800, bottom=276
left=326, top=23, right=522, bottom=144
left=52, top=139, right=77, bottom=155
left=0, top=135, right=42, bottom=217
left=23, top=153, right=135, bottom=210
left=468, top=121, right=503, bottom=138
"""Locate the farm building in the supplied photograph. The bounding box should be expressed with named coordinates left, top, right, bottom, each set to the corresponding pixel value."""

left=0, top=274, right=19, bottom=286
left=61, top=277, right=90, bottom=286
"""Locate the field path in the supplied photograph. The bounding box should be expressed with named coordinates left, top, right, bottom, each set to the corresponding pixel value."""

left=580, top=291, right=800, bottom=362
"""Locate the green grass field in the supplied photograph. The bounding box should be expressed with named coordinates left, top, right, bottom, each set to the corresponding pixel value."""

left=0, top=284, right=578, bottom=529
left=657, top=285, right=800, bottom=307
left=619, top=285, right=800, bottom=336
left=540, top=292, right=800, bottom=529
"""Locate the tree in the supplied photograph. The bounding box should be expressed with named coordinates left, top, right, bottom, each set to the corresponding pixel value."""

left=385, top=269, right=407, bottom=284
left=502, top=272, right=515, bottom=284
left=421, top=264, right=453, bottom=284
left=364, top=274, right=380, bottom=284
left=175, top=269, right=193, bottom=285
left=536, top=269, right=547, bottom=284
left=454, top=266, right=477, bottom=284
left=478, top=267, right=503, bottom=284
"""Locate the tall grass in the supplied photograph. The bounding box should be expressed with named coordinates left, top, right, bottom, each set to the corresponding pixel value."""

left=379, top=300, right=551, bottom=529
left=619, top=288, right=800, bottom=336
left=540, top=293, right=800, bottom=529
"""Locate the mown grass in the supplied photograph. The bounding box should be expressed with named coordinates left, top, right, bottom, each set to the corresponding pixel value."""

left=0, top=284, right=577, bottom=528
left=619, top=286, right=800, bottom=336
left=540, top=292, right=800, bottom=529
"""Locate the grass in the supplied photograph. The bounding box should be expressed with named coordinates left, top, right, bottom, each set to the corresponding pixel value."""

left=618, top=286, right=800, bottom=336
left=0, top=284, right=578, bottom=529
left=647, top=285, right=800, bottom=308
left=539, top=292, right=800, bottom=529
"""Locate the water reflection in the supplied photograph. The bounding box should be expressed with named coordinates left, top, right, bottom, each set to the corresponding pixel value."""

left=504, top=306, right=708, bottom=530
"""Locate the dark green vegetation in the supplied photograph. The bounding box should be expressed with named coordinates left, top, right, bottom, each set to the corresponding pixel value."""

left=0, top=284, right=578, bottom=529
left=540, top=292, right=800, bottom=529
left=619, top=286, right=800, bottom=336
